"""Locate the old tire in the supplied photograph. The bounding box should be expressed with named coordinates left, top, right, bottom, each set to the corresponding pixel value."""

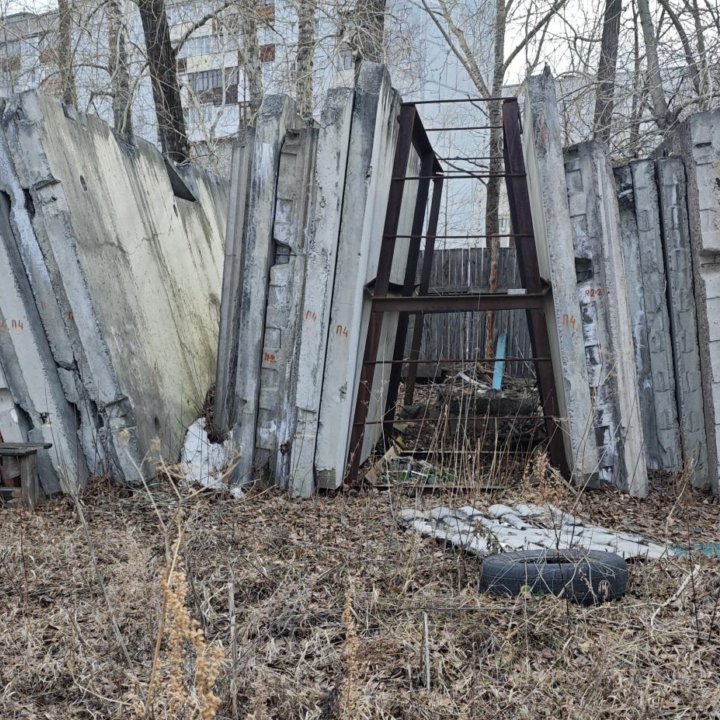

left=479, top=549, right=628, bottom=605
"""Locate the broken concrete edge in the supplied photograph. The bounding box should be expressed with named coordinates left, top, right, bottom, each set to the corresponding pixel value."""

left=614, top=164, right=660, bottom=470
left=616, top=160, right=683, bottom=472
left=522, top=70, right=600, bottom=486
left=214, top=130, right=255, bottom=438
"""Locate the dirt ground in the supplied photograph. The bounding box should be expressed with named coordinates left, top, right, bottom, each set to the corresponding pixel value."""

left=2, top=470, right=720, bottom=720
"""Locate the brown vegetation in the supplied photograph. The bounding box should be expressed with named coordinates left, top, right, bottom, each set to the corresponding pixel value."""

left=2, top=471, right=720, bottom=719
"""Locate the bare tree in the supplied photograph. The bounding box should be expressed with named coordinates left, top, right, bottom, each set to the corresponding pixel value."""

left=593, top=0, right=622, bottom=142
left=295, top=0, right=316, bottom=119
left=136, top=0, right=189, bottom=162
left=341, top=0, right=387, bottom=71
left=635, top=0, right=668, bottom=128
left=238, top=0, right=263, bottom=125
left=420, top=0, right=567, bottom=356
left=57, top=0, right=77, bottom=106
left=108, top=0, right=132, bottom=135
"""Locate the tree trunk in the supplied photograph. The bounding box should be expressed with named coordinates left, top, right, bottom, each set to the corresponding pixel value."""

left=483, top=0, right=506, bottom=361
left=295, top=0, right=315, bottom=119
left=108, top=0, right=132, bottom=135
left=57, top=0, right=77, bottom=107
left=636, top=0, right=669, bottom=128
left=593, top=0, right=622, bottom=142
left=688, top=0, right=709, bottom=107
left=137, top=0, right=189, bottom=163
left=352, top=0, right=386, bottom=71
left=629, top=0, right=642, bottom=155
left=239, top=0, right=263, bottom=125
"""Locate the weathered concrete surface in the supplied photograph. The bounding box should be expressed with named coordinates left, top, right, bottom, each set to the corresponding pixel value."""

left=214, top=131, right=254, bottom=438
left=229, top=96, right=302, bottom=487
left=256, top=127, right=318, bottom=486
left=564, top=141, right=647, bottom=497
left=0, top=90, right=227, bottom=488
left=0, top=190, right=88, bottom=493
left=615, top=164, right=657, bottom=467
left=522, top=71, right=599, bottom=485
left=630, top=161, right=682, bottom=470
left=315, top=64, right=402, bottom=489
left=614, top=162, right=682, bottom=471
left=676, top=112, right=720, bottom=492
left=657, top=157, right=709, bottom=488
left=290, top=88, right=354, bottom=497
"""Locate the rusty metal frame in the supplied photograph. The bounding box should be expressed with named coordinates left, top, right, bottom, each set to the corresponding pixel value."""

left=344, top=97, right=568, bottom=485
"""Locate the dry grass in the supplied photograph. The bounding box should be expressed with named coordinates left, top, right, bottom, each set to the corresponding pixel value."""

left=2, top=472, right=720, bottom=719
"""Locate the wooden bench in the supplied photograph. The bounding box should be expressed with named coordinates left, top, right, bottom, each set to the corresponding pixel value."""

left=0, top=442, right=52, bottom=509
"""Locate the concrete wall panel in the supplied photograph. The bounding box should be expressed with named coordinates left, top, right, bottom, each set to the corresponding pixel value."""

left=522, top=71, right=599, bottom=484
left=564, top=142, right=647, bottom=497
left=0, top=91, right=227, bottom=486
left=315, top=64, right=401, bottom=489
left=290, top=88, right=354, bottom=497
left=677, top=111, right=720, bottom=492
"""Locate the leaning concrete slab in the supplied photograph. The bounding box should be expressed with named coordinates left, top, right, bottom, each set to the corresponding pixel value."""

left=564, top=141, right=647, bottom=497
left=214, top=130, right=255, bottom=438
left=0, top=191, right=88, bottom=494
left=229, top=96, right=302, bottom=487
left=615, top=164, right=657, bottom=468
left=522, top=71, right=599, bottom=485
left=630, top=160, right=682, bottom=471
left=0, top=91, right=227, bottom=485
left=256, top=126, right=318, bottom=486
left=675, top=112, right=720, bottom=491
left=314, top=64, right=401, bottom=489
left=290, top=88, right=354, bottom=497
left=614, top=162, right=682, bottom=472
left=657, top=157, right=709, bottom=488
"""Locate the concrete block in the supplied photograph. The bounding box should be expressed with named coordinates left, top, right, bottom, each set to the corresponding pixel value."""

left=0, top=198, right=87, bottom=493
left=522, top=71, right=599, bottom=485
left=564, top=141, right=647, bottom=497
left=657, top=157, right=710, bottom=488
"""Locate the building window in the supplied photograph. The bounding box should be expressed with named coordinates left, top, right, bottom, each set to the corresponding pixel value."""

left=185, top=67, right=238, bottom=106
left=0, top=39, right=21, bottom=73
left=0, top=55, right=20, bottom=73
left=258, top=0, right=275, bottom=24
left=338, top=43, right=354, bottom=71
left=258, top=43, right=275, bottom=63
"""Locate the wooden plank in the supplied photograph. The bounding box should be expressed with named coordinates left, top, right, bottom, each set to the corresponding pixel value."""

left=0, top=442, right=52, bottom=450
left=20, top=453, right=39, bottom=509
